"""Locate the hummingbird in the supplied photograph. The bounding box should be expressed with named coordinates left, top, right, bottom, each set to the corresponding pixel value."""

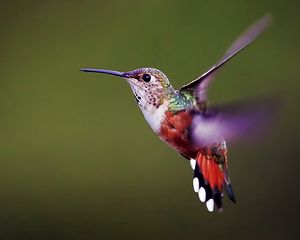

left=81, top=15, right=276, bottom=212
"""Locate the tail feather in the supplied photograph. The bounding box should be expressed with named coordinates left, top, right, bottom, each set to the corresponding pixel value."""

left=213, top=188, right=222, bottom=210
left=225, top=183, right=236, bottom=203
left=190, top=143, right=235, bottom=212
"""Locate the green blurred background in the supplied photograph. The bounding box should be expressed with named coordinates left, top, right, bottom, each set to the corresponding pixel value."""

left=0, top=0, right=299, bottom=239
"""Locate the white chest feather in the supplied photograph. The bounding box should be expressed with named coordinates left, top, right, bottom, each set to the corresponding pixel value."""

left=140, top=102, right=168, bottom=133
left=127, top=81, right=168, bottom=133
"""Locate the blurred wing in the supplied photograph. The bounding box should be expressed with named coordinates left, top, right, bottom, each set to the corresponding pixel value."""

left=180, top=15, right=272, bottom=102
left=191, top=96, right=282, bottom=146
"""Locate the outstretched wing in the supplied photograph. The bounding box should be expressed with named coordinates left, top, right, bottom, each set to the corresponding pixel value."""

left=180, top=15, right=272, bottom=102
left=191, top=96, right=282, bottom=147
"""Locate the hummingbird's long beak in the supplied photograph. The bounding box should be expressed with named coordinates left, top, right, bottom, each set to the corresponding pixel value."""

left=80, top=68, right=128, bottom=78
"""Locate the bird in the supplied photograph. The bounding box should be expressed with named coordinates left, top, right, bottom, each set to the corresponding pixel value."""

left=81, top=15, right=277, bottom=212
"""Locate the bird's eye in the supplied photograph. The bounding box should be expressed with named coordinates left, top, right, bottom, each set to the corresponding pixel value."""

left=142, top=74, right=151, bottom=82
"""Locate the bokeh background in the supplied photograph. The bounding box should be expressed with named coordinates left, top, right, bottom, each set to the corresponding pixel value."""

left=0, top=0, right=299, bottom=239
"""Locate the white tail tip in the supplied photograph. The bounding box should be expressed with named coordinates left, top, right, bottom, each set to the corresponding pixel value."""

left=193, top=177, right=199, bottom=192
left=190, top=159, right=196, bottom=170
left=198, top=187, right=206, bottom=202
left=206, top=199, right=214, bottom=212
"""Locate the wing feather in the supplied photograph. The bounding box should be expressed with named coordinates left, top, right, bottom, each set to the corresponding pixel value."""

left=191, top=96, right=282, bottom=146
left=180, top=15, right=272, bottom=102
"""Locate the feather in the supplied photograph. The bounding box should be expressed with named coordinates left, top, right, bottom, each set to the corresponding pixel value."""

left=191, top=96, right=282, bottom=146
left=180, top=14, right=272, bottom=102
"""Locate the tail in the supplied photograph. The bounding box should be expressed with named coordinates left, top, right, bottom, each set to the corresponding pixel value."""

left=190, top=142, right=235, bottom=212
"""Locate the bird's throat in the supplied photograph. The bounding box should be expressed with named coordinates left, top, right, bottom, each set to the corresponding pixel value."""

left=140, top=101, right=169, bottom=133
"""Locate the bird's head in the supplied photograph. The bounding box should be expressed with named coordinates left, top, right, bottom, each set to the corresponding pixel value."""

left=80, top=67, right=175, bottom=109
